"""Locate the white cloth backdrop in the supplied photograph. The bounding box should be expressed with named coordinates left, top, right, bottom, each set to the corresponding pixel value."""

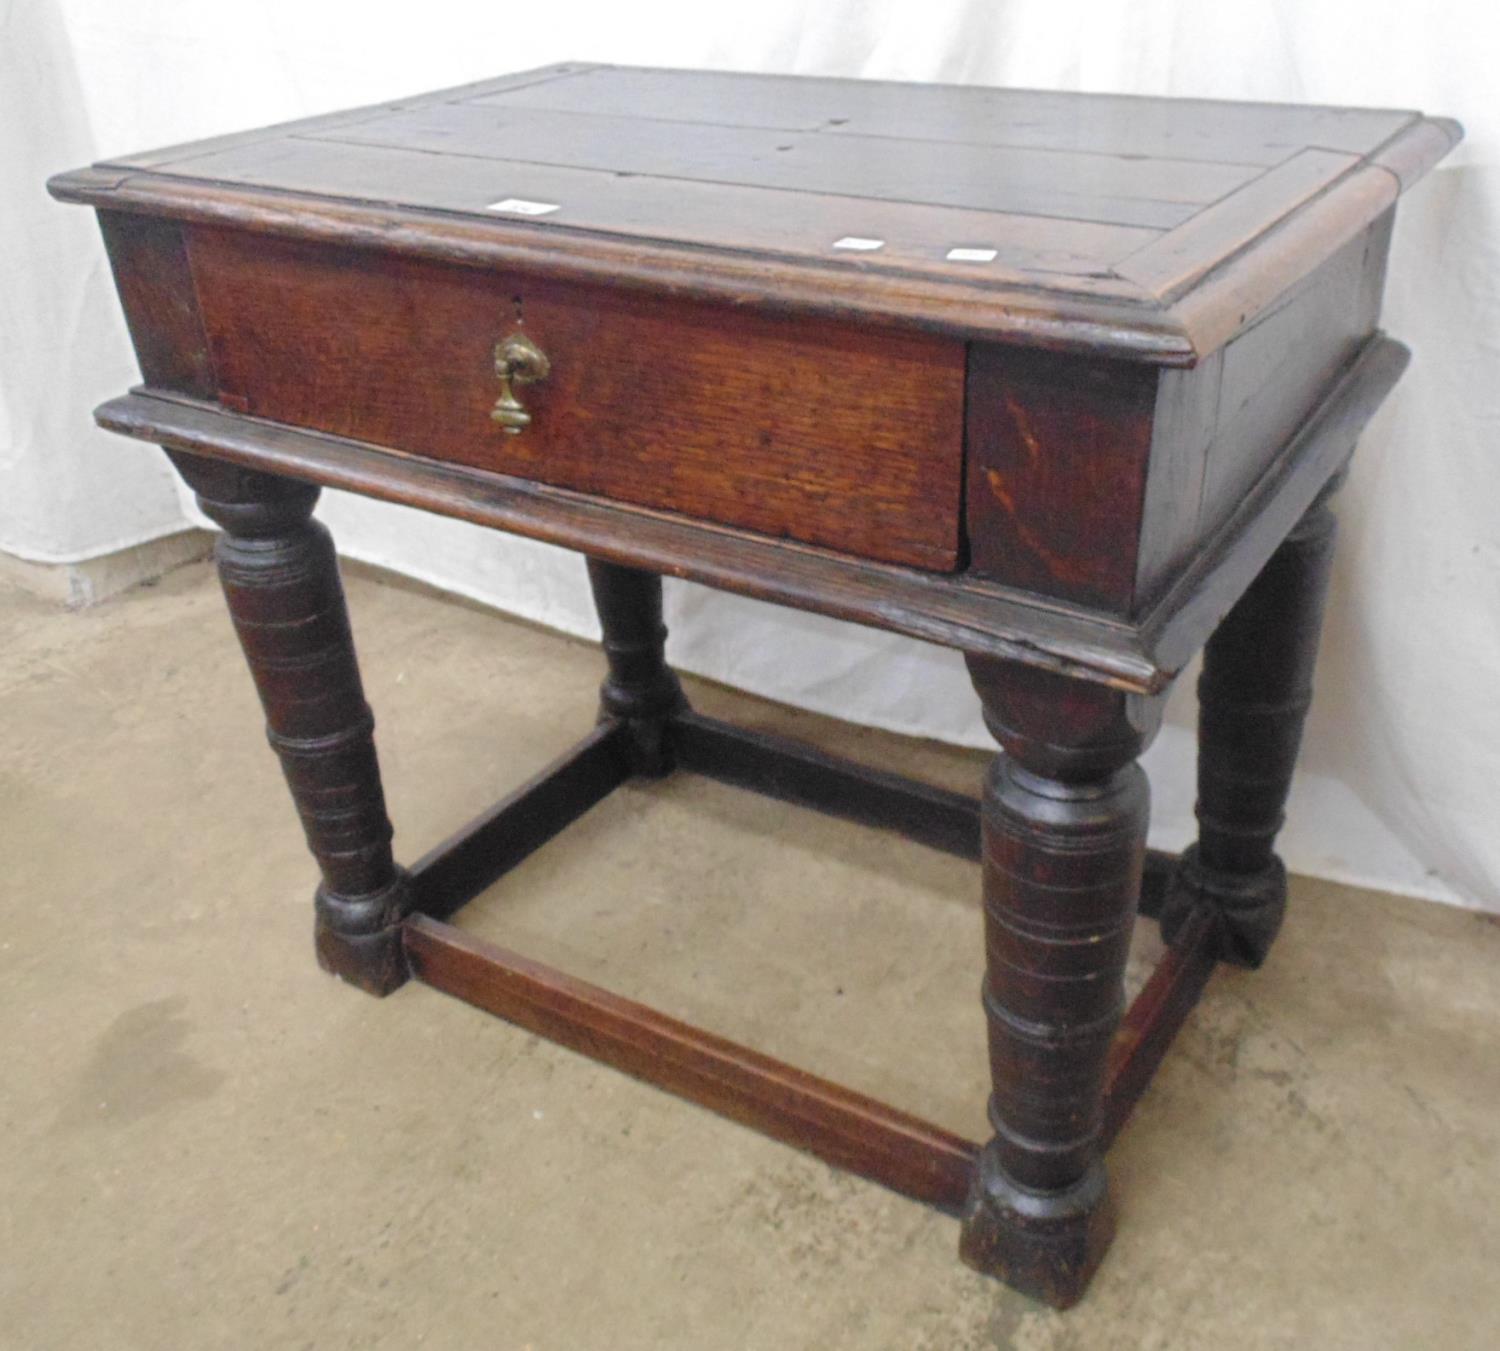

left=6, top=0, right=1496, bottom=910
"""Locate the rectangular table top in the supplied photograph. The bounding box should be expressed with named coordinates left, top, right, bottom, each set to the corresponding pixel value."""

left=51, top=64, right=1458, bottom=363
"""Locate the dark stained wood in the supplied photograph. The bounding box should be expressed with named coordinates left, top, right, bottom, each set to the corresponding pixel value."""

left=1197, top=488, right=1340, bottom=876
left=169, top=453, right=411, bottom=995
left=90, top=331, right=1405, bottom=693
left=1112, top=149, right=1362, bottom=298
left=409, top=720, right=633, bottom=921
left=1132, top=353, right=1221, bottom=600
left=403, top=903, right=1216, bottom=1218
left=1131, top=215, right=1390, bottom=608
left=963, top=219, right=1391, bottom=617
left=93, top=389, right=1162, bottom=690
left=402, top=913, right=981, bottom=1211
left=93, top=64, right=604, bottom=172
left=47, top=65, right=1459, bottom=363
left=386, top=699, right=1213, bottom=1221
left=97, top=211, right=216, bottom=398
left=186, top=225, right=966, bottom=571
left=1168, top=170, right=1401, bottom=363
left=400, top=893, right=1208, bottom=1217
left=585, top=560, right=686, bottom=774
left=41, top=165, right=1205, bottom=364
left=1160, top=482, right=1341, bottom=968
left=314, top=100, right=1258, bottom=229
left=672, top=710, right=1179, bottom=907
left=1194, top=215, right=1391, bottom=544
left=126, top=136, right=1160, bottom=296
left=53, top=65, right=1458, bottom=1314
left=396, top=694, right=1174, bottom=927
left=673, top=709, right=982, bottom=861
left=1142, top=335, right=1407, bottom=675
left=1136, top=849, right=1172, bottom=923
left=965, top=347, right=1158, bottom=612
left=959, top=658, right=1167, bottom=1308
left=1100, top=907, right=1218, bottom=1146
left=477, top=65, right=1420, bottom=164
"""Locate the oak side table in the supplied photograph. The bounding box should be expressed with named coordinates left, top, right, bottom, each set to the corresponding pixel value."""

left=50, top=65, right=1459, bottom=1308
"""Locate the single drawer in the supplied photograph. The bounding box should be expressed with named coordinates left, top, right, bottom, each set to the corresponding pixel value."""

left=185, top=227, right=967, bottom=570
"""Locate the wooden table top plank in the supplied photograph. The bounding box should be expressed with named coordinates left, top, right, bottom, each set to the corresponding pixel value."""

left=105, top=63, right=602, bottom=172
left=1114, top=148, right=1363, bottom=299
left=51, top=63, right=1458, bottom=363
left=473, top=66, right=1420, bottom=166
left=139, top=136, right=1161, bottom=296
left=301, top=102, right=1258, bottom=230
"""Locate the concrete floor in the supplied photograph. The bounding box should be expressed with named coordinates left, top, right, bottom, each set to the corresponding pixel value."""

left=3, top=558, right=1497, bottom=1350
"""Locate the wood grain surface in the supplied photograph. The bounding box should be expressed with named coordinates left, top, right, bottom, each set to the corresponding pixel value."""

left=49, top=63, right=1459, bottom=362
left=93, top=333, right=1408, bottom=691
left=53, top=59, right=1453, bottom=1317
left=403, top=912, right=981, bottom=1210
left=187, top=225, right=966, bottom=570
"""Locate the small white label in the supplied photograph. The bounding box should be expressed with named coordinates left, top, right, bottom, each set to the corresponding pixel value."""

left=832, top=236, right=885, bottom=251
left=486, top=198, right=561, bottom=216
left=946, top=246, right=998, bottom=263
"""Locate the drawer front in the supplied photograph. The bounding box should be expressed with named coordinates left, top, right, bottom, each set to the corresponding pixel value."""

left=186, top=227, right=966, bottom=570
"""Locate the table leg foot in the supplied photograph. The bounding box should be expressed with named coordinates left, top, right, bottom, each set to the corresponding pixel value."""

left=1160, top=845, right=1286, bottom=969
left=960, top=1151, right=1112, bottom=1309
left=315, top=872, right=413, bottom=996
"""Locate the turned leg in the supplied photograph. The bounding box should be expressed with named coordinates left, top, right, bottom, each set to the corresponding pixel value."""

left=961, top=658, right=1167, bottom=1308
left=1160, top=478, right=1341, bottom=968
left=585, top=558, right=686, bottom=775
left=171, top=452, right=410, bottom=995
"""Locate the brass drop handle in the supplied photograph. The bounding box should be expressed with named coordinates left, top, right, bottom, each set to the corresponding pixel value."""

left=491, top=330, right=551, bottom=434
